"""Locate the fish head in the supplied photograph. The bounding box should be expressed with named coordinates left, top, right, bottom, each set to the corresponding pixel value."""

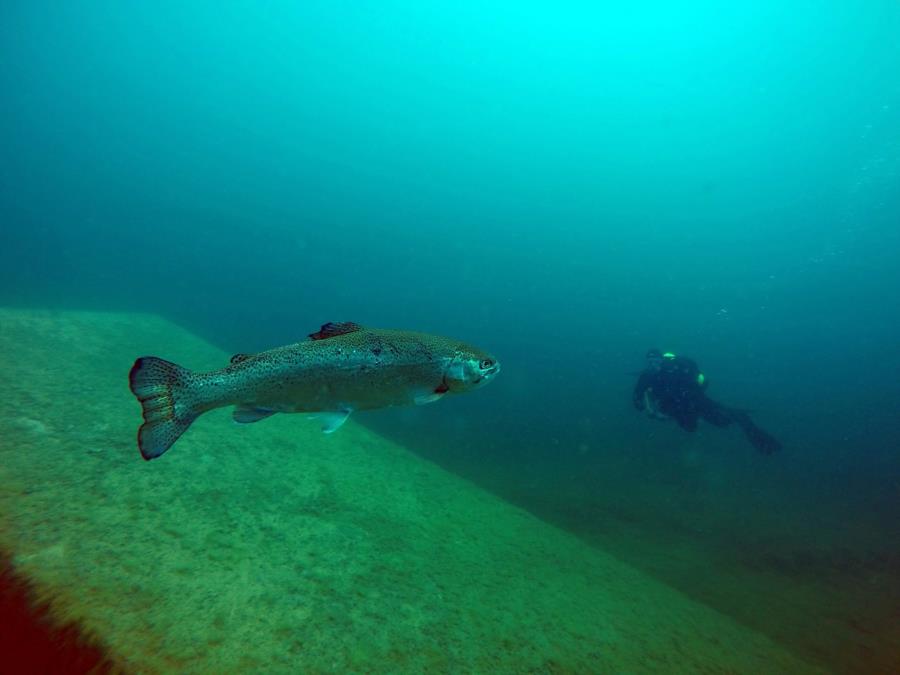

left=443, top=345, right=501, bottom=392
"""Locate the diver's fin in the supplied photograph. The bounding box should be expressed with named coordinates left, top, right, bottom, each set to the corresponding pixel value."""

left=232, top=405, right=276, bottom=424
left=309, top=322, right=363, bottom=340
left=230, top=353, right=253, bottom=364
left=128, top=357, right=202, bottom=460
left=318, top=410, right=351, bottom=433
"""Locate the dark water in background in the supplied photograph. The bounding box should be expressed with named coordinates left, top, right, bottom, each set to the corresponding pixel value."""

left=3, top=1, right=900, bottom=670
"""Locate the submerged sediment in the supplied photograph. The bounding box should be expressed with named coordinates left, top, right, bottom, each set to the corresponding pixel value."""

left=0, top=309, right=824, bottom=673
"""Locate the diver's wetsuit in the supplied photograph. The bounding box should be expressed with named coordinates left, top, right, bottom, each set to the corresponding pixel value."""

left=633, top=354, right=781, bottom=455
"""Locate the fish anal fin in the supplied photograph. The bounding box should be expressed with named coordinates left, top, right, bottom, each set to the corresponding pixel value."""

left=309, top=322, right=363, bottom=340
left=233, top=405, right=276, bottom=424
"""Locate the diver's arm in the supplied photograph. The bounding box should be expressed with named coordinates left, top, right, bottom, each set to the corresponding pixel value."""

left=633, top=372, right=652, bottom=410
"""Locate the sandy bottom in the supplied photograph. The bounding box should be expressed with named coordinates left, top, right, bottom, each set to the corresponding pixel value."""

left=0, top=309, right=825, bottom=673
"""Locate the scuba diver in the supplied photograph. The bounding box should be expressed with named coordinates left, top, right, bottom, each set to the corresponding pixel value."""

left=633, top=349, right=782, bottom=455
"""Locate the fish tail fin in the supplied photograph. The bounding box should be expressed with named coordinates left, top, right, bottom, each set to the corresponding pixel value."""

left=128, top=357, right=202, bottom=460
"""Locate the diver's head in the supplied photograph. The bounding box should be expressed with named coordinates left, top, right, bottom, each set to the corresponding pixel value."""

left=443, top=345, right=501, bottom=392
left=646, top=348, right=663, bottom=371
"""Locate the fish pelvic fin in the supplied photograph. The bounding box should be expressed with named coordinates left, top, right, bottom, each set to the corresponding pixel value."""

left=232, top=405, right=276, bottom=424
left=128, top=357, right=201, bottom=460
left=314, top=410, right=351, bottom=433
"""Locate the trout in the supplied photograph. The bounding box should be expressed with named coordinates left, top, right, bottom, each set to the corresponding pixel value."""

left=128, top=322, right=500, bottom=460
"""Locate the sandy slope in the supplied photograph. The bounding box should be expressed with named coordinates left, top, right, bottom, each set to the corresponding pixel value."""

left=0, top=309, right=824, bottom=673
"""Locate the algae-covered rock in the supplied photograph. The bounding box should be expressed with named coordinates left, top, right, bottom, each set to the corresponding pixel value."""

left=0, top=309, right=824, bottom=673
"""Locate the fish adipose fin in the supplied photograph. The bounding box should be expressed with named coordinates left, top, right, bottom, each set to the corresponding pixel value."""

left=317, top=410, right=351, bottom=433
left=309, top=322, right=363, bottom=340
left=233, top=405, right=276, bottom=424
left=128, top=357, right=201, bottom=460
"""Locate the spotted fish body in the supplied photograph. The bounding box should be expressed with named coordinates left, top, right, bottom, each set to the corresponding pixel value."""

left=128, top=322, right=500, bottom=460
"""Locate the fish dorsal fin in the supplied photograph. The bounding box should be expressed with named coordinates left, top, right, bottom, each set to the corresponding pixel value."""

left=308, top=322, right=363, bottom=340
left=230, top=353, right=252, bottom=364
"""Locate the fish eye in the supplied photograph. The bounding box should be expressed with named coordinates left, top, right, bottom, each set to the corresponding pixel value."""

left=480, top=358, right=494, bottom=369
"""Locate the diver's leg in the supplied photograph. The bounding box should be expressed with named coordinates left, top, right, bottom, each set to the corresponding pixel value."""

left=675, top=407, right=699, bottom=431
left=729, top=409, right=782, bottom=454
left=698, top=396, right=736, bottom=428
left=697, top=396, right=781, bottom=453
left=704, top=403, right=782, bottom=455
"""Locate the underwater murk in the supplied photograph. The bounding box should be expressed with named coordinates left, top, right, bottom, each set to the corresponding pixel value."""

left=1, top=2, right=899, bottom=674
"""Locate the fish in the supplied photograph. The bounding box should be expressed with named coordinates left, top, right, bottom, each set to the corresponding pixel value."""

left=128, top=322, right=500, bottom=460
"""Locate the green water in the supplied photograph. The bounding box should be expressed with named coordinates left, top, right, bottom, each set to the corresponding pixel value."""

left=2, top=2, right=900, bottom=672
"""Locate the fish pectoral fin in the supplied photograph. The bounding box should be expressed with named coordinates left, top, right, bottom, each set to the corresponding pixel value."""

left=232, top=405, right=277, bottom=424
left=414, top=381, right=449, bottom=405
left=414, top=391, right=446, bottom=405
left=317, top=410, right=351, bottom=434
